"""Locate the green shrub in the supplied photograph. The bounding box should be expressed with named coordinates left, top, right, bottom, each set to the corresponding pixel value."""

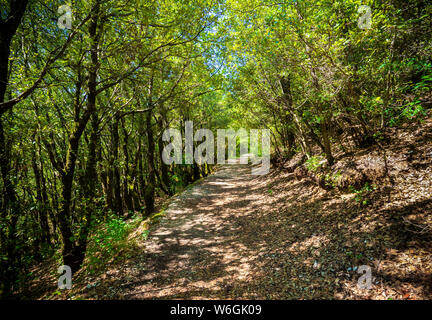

left=85, top=214, right=138, bottom=274
left=349, top=182, right=377, bottom=206
left=305, top=155, right=326, bottom=172
left=324, top=171, right=342, bottom=188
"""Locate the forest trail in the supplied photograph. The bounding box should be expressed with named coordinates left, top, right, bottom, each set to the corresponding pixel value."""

left=116, top=162, right=267, bottom=299
left=4, top=0, right=432, bottom=302
left=79, top=119, right=432, bottom=300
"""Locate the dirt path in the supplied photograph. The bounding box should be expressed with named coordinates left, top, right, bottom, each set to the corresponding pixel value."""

left=23, top=119, right=432, bottom=300
left=87, top=144, right=431, bottom=300
left=116, top=163, right=266, bottom=299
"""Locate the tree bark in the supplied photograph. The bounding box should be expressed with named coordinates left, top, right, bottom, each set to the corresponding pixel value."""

left=0, top=0, right=29, bottom=297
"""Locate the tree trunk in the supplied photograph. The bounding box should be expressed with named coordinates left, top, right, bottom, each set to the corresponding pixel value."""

left=320, top=118, right=334, bottom=166
left=120, top=117, right=134, bottom=212
left=59, top=0, right=101, bottom=273
left=110, top=119, right=123, bottom=215
left=144, top=109, right=155, bottom=216
left=158, top=117, right=172, bottom=195
left=32, top=147, right=51, bottom=247
left=0, top=0, right=28, bottom=298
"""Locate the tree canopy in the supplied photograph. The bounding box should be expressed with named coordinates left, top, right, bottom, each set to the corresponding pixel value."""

left=0, top=0, right=431, bottom=298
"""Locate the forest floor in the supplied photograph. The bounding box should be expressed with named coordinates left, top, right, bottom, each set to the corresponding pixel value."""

left=27, top=117, right=432, bottom=300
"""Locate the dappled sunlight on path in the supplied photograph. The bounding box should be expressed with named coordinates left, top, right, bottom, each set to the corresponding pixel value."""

left=89, top=158, right=431, bottom=300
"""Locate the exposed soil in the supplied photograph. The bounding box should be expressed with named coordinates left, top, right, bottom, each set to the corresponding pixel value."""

left=84, top=120, right=432, bottom=299
left=27, top=118, right=432, bottom=300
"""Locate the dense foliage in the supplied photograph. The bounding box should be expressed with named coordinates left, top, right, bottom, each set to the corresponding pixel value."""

left=0, top=0, right=431, bottom=298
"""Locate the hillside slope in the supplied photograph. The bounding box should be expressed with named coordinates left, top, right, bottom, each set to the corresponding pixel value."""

left=42, top=116, right=432, bottom=300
